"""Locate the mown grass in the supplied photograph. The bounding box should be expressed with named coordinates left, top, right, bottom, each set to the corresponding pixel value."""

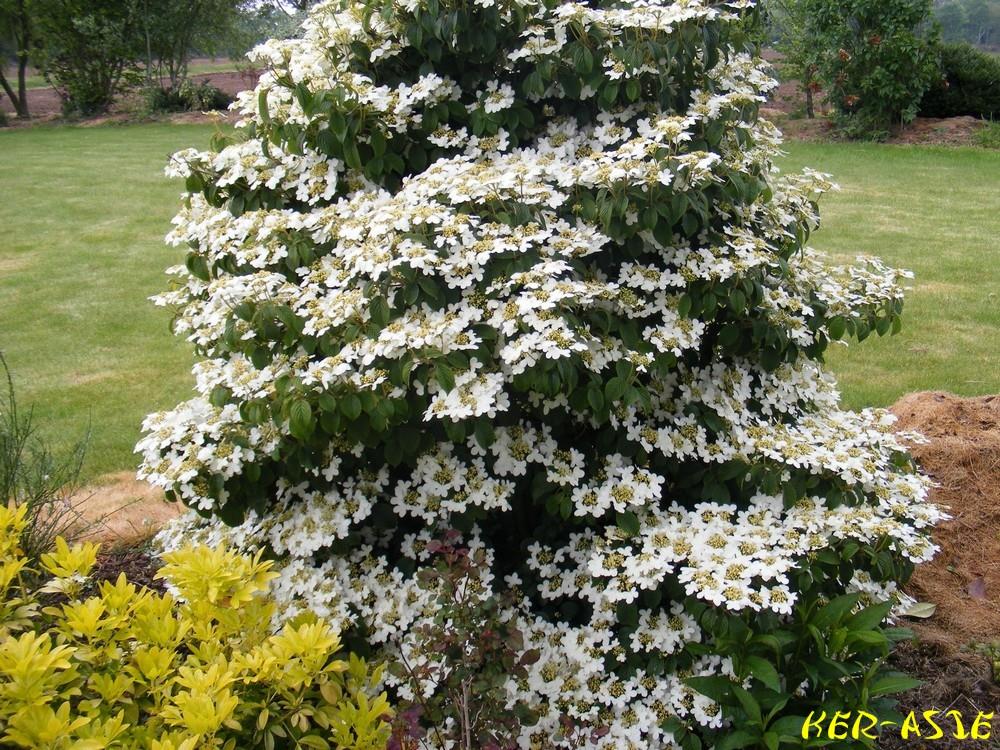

left=1, top=124, right=997, bottom=480
left=0, top=123, right=216, bottom=479
left=779, top=142, right=1000, bottom=410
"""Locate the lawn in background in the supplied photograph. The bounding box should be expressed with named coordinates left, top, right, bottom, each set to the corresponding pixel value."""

left=1, top=124, right=998, bottom=481
left=0, top=123, right=216, bottom=479
left=779, top=142, right=1000, bottom=410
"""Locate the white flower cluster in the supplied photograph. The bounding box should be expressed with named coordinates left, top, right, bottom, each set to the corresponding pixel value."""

left=142, top=0, right=942, bottom=746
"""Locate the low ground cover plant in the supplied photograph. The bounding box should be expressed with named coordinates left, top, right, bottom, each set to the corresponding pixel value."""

left=0, top=503, right=391, bottom=749
left=143, top=80, right=234, bottom=115
left=138, top=0, right=943, bottom=746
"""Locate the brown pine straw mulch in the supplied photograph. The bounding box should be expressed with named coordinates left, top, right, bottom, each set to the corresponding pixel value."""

left=882, top=392, right=1000, bottom=738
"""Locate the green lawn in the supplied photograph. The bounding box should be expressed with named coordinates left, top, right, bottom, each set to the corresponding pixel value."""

left=1, top=125, right=998, bottom=481
left=777, top=142, right=1000, bottom=410
left=0, top=123, right=214, bottom=479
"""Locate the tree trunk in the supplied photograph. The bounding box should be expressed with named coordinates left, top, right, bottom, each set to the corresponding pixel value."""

left=0, top=0, right=32, bottom=118
left=144, top=0, right=154, bottom=87
left=805, top=86, right=815, bottom=119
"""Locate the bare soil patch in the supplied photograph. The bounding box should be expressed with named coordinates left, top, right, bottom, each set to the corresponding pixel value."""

left=883, top=641, right=999, bottom=749
left=892, top=117, right=987, bottom=147
left=73, top=470, right=182, bottom=548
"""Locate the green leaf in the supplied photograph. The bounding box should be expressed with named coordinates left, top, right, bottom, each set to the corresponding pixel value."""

left=209, top=386, right=231, bottom=407
left=733, top=685, right=762, bottom=726
left=713, top=730, right=758, bottom=750
left=587, top=385, right=604, bottom=412
left=474, top=419, right=495, bottom=449
left=344, top=140, right=362, bottom=170
left=330, top=111, right=348, bottom=142
left=729, top=289, right=746, bottom=312
left=185, top=254, right=211, bottom=282
left=768, top=715, right=809, bottom=740
left=370, top=129, right=387, bottom=157
left=812, top=593, right=860, bottom=630
left=341, top=393, right=363, bottom=420
left=605, top=377, right=627, bottom=402
left=297, top=736, right=330, bottom=750
left=870, top=672, right=922, bottom=697
left=828, top=316, right=847, bottom=339
left=370, top=295, right=390, bottom=326
left=289, top=399, right=314, bottom=440
left=434, top=361, right=456, bottom=391
left=258, top=88, right=271, bottom=124
left=746, top=656, right=781, bottom=693
left=846, top=600, right=893, bottom=632
left=678, top=294, right=693, bottom=318
left=616, top=511, right=640, bottom=537
left=684, top=675, right=735, bottom=704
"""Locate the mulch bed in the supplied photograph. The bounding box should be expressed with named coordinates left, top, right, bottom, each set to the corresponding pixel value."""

left=877, top=392, right=1000, bottom=743
left=89, top=545, right=166, bottom=593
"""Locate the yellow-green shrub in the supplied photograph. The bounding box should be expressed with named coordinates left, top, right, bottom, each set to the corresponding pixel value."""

left=0, top=504, right=391, bottom=750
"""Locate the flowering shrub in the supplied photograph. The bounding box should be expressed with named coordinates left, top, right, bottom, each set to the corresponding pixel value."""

left=808, top=0, right=940, bottom=139
left=0, top=504, right=391, bottom=749
left=139, top=0, right=944, bottom=746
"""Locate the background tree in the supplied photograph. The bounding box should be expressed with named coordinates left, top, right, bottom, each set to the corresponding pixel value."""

left=30, top=0, right=144, bottom=115
left=810, top=0, right=941, bottom=138
left=770, top=0, right=824, bottom=118
left=0, top=0, right=30, bottom=118
left=138, top=0, right=252, bottom=93
left=934, top=0, right=1000, bottom=46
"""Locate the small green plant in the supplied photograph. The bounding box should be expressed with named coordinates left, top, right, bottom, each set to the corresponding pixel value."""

left=974, top=119, right=1000, bottom=148
left=0, top=354, right=89, bottom=561
left=144, top=80, right=233, bottom=114
left=0, top=504, right=392, bottom=749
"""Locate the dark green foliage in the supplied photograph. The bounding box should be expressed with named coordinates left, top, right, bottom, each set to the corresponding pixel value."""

left=809, top=0, right=941, bottom=139
left=920, top=41, right=1000, bottom=119
left=143, top=78, right=234, bottom=113
left=30, top=0, right=144, bottom=115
